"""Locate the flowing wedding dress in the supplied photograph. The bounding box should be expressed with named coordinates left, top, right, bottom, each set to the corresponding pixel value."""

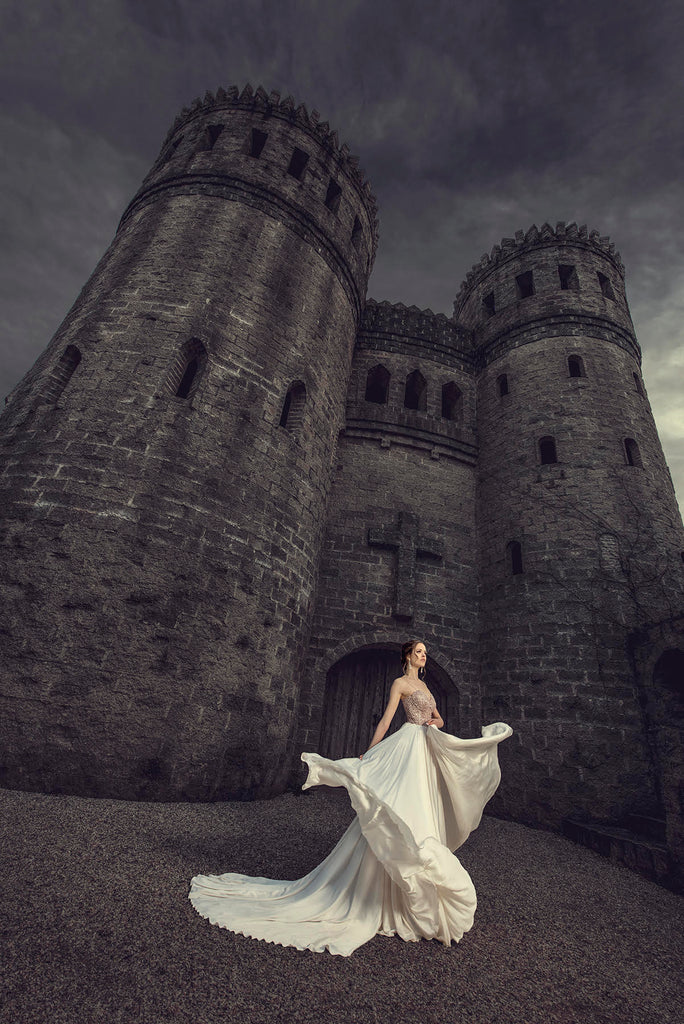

left=189, top=689, right=512, bottom=956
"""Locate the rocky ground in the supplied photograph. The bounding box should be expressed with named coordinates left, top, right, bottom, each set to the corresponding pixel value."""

left=0, top=785, right=681, bottom=1024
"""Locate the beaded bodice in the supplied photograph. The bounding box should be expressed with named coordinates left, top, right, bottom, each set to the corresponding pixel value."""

left=403, top=688, right=436, bottom=726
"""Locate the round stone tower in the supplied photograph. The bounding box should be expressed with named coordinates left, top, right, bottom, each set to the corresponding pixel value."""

left=0, top=85, right=377, bottom=800
left=455, top=222, right=684, bottom=826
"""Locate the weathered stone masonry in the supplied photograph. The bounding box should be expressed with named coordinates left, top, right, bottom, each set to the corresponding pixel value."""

left=0, top=89, right=682, bottom=871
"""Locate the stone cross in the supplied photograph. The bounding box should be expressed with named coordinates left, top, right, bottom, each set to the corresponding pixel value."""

left=367, top=511, right=444, bottom=620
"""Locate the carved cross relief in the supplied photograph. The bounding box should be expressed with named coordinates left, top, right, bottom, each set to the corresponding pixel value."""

left=367, top=510, right=443, bottom=620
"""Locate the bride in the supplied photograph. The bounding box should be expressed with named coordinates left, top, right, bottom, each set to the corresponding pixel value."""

left=189, top=640, right=512, bottom=956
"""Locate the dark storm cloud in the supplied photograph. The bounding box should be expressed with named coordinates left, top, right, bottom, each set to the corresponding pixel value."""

left=1, top=0, right=683, bottom=501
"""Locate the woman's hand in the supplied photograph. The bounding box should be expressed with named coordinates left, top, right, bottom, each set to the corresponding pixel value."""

left=427, top=708, right=444, bottom=729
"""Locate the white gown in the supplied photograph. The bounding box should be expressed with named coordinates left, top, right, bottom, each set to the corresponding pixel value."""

left=189, top=690, right=512, bottom=957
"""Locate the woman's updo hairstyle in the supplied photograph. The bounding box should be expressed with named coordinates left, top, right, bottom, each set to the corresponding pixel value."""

left=401, top=640, right=422, bottom=675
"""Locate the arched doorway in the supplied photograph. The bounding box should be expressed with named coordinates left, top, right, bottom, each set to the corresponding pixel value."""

left=319, top=646, right=458, bottom=760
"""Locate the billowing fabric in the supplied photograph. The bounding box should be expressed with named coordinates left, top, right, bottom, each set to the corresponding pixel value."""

left=189, top=716, right=512, bottom=956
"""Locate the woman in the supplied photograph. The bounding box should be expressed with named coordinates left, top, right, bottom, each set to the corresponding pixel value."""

left=189, top=640, right=512, bottom=957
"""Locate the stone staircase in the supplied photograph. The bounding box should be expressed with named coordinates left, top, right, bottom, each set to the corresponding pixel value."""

left=562, top=812, right=677, bottom=890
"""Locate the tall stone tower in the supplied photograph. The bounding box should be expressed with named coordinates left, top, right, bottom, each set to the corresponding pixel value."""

left=455, top=223, right=684, bottom=827
left=0, top=85, right=377, bottom=799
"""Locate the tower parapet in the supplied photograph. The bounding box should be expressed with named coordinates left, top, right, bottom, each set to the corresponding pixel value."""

left=124, top=83, right=378, bottom=318
left=455, top=222, right=637, bottom=366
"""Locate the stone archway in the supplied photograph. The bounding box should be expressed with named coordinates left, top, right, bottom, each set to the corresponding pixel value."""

left=318, top=646, right=458, bottom=760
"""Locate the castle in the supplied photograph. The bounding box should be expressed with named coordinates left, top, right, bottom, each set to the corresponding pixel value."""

left=1, top=86, right=682, bottom=880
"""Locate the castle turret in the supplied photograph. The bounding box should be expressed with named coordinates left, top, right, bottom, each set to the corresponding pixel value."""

left=455, top=223, right=684, bottom=826
left=0, top=86, right=377, bottom=800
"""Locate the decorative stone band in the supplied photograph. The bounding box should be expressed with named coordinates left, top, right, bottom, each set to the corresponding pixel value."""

left=474, top=312, right=641, bottom=369
left=355, top=330, right=476, bottom=375
left=341, top=419, right=478, bottom=466
left=118, top=172, right=367, bottom=321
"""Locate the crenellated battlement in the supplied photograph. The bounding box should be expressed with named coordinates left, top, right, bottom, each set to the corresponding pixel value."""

left=360, top=298, right=472, bottom=354
left=161, top=84, right=379, bottom=249
left=454, top=222, right=625, bottom=315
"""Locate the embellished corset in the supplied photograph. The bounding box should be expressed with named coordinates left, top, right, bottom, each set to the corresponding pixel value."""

left=403, top=688, right=436, bottom=726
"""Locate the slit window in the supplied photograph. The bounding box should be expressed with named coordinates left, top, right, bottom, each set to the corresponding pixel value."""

left=324, top=179, right=342, bottom=212
left=165, top=338, right=208, bottom=400
left=633, top=372, right=644, bottom=396
left=287, top=147, right=309, bottom=180
left=568, top=354, right=586, bottom=378
left=365, top=365, right=390, bottom=404
left=351, top=216, right=362, bottom=251
left=206, top=124, right=224, bottom=150
left=250, top=129, right=268, bottom=158
left=441, top=382, right=462, bottom=422
left=624, top=437, right=642, bottom=467
left=280, top=381, right=307, bottom=432
left=404, top=369, right=427, bottom=412
left=507, top=541, right=523, bottom=576
left=558, top=264, right=579, bottom=291
left=483, top=292, right=496, bottom=317
left=40, top=345, right=82, bottom=404
left=597, top=272, right=616, bottom=300
left=498, top=374, right=509, bottom=397
left=516, top=271, right=535, bottom=299
left=539, top=436, right=557, bottom=465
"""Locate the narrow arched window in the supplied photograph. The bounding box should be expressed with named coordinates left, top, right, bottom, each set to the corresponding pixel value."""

left=441, top=382, right=462, bottom=421
left=558, top=264, right=579, bottom=291
left=201, top=124, right=224, bottom=151
left=250, top=128, right=268, bottom=158
left=351, top=217, right=362, bottom=251
left=597, top=272, right=616, bottom=300
left=498, top=374, right=509, bottom=397
left=507, top=541, right=523, bottom=575
left=624, top=437, right=643, bottom=467
left=404, top=369, right=427, bottom=411
left=633, top=372, right=644, bottom=396
left=539, top=436, right=557, bottom=465
left=365, top=365, right=390, bottom=404
left=165, top=338, right=208, bottom=400
left=483, top=292, right=496, bottom=318
left=287, top=148, right=309, bottom=180
left=568, top=354, right=585, bottom=378
left=40, top=345, right=82, bottom=404
left=280, top=380, right=306, bottom=432
left=516, top=271, right=535, bottom=299
left=325, top=179, right=342, bottom=212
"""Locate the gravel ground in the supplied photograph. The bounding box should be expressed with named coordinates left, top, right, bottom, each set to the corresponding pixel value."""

left=0, top=785, right=681, bottom=1024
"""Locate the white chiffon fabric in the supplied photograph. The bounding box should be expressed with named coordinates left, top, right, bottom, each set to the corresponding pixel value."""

left=189, top=720, right=512, bottom=956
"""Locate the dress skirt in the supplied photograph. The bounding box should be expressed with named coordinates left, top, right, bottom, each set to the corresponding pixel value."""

left=189, top=721, right=512, bottom=956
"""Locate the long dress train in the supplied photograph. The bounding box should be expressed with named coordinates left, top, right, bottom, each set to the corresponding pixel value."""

left=189, top=691, right=512, bottom=957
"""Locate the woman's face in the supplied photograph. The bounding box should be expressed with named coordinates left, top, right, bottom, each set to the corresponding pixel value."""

left=410, top=642, right=427, bottom=669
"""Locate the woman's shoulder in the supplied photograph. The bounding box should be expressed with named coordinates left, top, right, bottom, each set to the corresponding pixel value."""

left=391, top=676, right=411, bottom=697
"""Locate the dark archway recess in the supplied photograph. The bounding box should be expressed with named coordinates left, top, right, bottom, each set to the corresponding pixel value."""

left=653, top=649, right=684, bottom=705
left=318, top=647, right=458, bottom=760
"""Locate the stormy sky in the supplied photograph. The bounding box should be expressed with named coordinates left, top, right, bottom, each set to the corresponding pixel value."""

left=1, top=0, right=683, bottom=506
